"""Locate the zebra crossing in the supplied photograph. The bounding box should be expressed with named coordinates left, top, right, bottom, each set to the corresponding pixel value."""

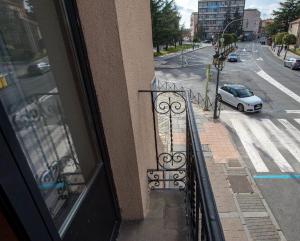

left=229, top=117, right=300, bottom=173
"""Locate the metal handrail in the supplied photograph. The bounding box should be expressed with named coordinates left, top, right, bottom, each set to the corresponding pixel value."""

left=186, top=90, right=225, bottom=241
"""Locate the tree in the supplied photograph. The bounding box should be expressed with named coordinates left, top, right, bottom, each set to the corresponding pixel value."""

left=275, top=32, right=287, bottom=55
left=275, top=32, right=287, bottom=45
left=232, top=8, right=243, bottom=36
left=150, top=0, right=181, bottom=52
left=283, top=33, right=297, bottom=59
left=264, top=22, right=279, bottom=37
left=151, top=0, right=164, bottom=52
left=272, top=0, right=300, bottom=32
left=223, top=8, right=242, bottom=35
left=195, top=24, right=205, bottom=41
left=231, top=33, right=238, bottom=46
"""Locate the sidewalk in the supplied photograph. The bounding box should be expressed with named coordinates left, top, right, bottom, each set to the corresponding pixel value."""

left=154, top=44, right=211, bottom=69
left=268, top=46, right=299, bottom=61
left=171, top=105, right=287, bottom=241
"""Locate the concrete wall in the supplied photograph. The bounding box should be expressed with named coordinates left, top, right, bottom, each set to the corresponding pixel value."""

left=75, top=0, right=155, bottom=220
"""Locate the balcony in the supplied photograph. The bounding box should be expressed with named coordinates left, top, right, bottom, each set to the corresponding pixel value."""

left=118, top=82, right=225, bottom=241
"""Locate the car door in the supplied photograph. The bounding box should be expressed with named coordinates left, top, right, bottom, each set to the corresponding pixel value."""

left=220, top=87, right=231, bottom=103
left=287, top=58, right=294, bottom=68
left=227, top=88, right=237, bottom=106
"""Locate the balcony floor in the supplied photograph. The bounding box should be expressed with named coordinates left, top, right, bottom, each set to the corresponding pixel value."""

left=117, top=190, right=188, bottom=241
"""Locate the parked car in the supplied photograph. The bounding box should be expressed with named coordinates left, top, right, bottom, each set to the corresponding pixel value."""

left=27, top=61, right=50, bottom=75
left=217, top=84, right=263, bottom=112
left=227, top=53, right=238, bottom=62
left=283, top=57, right=300, bottom=70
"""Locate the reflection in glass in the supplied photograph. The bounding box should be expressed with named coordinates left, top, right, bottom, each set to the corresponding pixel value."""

left=0, top=0, right=90, bottom=230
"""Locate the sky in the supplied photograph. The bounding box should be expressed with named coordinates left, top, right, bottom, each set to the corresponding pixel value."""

left=175, top=0, right=281, bottom=28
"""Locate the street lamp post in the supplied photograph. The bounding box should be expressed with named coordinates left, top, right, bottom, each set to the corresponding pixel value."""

left=213, top=18, right=244, bottom=119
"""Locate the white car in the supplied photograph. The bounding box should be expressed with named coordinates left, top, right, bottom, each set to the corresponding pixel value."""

left=218, top=84, right=263, bottom=112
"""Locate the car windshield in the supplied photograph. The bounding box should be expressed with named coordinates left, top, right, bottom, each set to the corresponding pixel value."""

left=236, top=88, right=253, bottom=98
left=229, top=54, right=237, bottom=57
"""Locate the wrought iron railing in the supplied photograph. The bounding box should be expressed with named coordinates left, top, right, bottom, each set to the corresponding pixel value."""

left=139, top=89, right=225, bottom=241
left=154, top=78, right=214, bottom=110
left=185, top=91, right=225, bottom=241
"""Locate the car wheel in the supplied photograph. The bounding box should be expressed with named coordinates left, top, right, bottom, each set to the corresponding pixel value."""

left=237, top=103, right=244, bottom=112
left=291, top=65, right=295, bottom=70
left=217, top=94, right=222, bottom=101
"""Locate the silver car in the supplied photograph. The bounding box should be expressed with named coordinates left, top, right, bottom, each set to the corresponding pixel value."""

left=284, top=57, right=300, bottom=70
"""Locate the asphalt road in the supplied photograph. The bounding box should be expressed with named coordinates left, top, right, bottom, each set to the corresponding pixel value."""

left=156, top=42, right=300, bottom=241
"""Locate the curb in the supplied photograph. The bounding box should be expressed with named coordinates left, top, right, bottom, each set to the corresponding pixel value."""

left=268, top=46, right=299, bottom=62
left=154, top=44, right=212, bottom=61
left=155, top=63, right=208, bottom=70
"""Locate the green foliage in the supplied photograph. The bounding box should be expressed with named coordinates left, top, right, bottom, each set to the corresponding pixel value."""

left=275, top=32, right=287, bottom=44
left=265, top=23, right=279, bottom=37
left=265, top=0, right=300, bottom=37
left=231, top=33, right=238, bottom=43
left=153, top=44, right=193, bottom=56
left=290, top=48, right=300, bottom=55
left=221, top=33, right=234, bottom=46
left=272, top=0, right=300, bottom=32
left=151, top=0, right=182, bottom=52
left=283, top=33, right=297, bottom=45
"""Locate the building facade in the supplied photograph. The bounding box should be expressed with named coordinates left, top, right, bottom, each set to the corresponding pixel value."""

left=190, top=12, right=198, bottom=40
left=243, top=9, right=261, bottom=40
left=198, top=0, right=245, bottom=39
left=260, top=19, right=273, bottom=36
left=289, top=18, right=300, bottom=47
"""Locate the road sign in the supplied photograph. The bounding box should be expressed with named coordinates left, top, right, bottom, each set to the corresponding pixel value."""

left=220, top=38, right=224, bottom=43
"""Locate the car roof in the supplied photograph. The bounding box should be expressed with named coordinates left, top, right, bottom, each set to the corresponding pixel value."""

left=224, top=84, right=246, bottom=90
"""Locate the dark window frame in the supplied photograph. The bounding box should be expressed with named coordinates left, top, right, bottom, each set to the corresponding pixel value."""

left=0, top=0, right=121, bottom=240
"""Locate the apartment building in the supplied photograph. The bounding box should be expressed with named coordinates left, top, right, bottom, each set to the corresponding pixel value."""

left=190, top=12, right=198, bottom=40
left=243, top=9, right=261, bottom=40
left=198, top=0, right=245, bottom=39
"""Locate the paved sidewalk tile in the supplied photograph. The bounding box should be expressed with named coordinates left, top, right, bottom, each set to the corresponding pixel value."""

left=199, top=122, right=240, bottom=163
left=221, top=217, right=248, bottom=241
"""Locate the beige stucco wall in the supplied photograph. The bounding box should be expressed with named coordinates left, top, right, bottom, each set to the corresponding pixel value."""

left=75, top=0, right=155, bottom=220
left=289, top=20, right=300, bottom=47
left=114, top=0, right=155, bottom=217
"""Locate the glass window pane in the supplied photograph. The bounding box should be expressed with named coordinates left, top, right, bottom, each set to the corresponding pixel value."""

left=0, top=0, right=100, bottom=233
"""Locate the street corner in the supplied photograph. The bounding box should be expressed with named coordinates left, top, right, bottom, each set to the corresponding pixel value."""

left=199, top=122, right=241, bottom=164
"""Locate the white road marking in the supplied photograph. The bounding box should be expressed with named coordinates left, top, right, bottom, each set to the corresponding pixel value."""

left=285, top=110, right=300, bottom=114
left=231, top=119, right=269, bottom=172
left=262, top=119, right=300, bottom=163
left=294, top=119, right=300, bottom=126
left=256, top=57, right=263, bottom=61
left=244, top=119, right=294, bottom=172
left=278, top=119, right=300, bottom=143
left=256, top=70, right=300, bottom=103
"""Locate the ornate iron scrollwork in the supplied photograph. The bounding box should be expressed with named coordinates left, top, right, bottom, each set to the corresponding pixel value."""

left=153, top=92, right=186, bottom=115
left=147, top=169, right=186, bottom=190
left=146, top=90, right=187, bottom=190
left=158, top=152, right=186, bottom=170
